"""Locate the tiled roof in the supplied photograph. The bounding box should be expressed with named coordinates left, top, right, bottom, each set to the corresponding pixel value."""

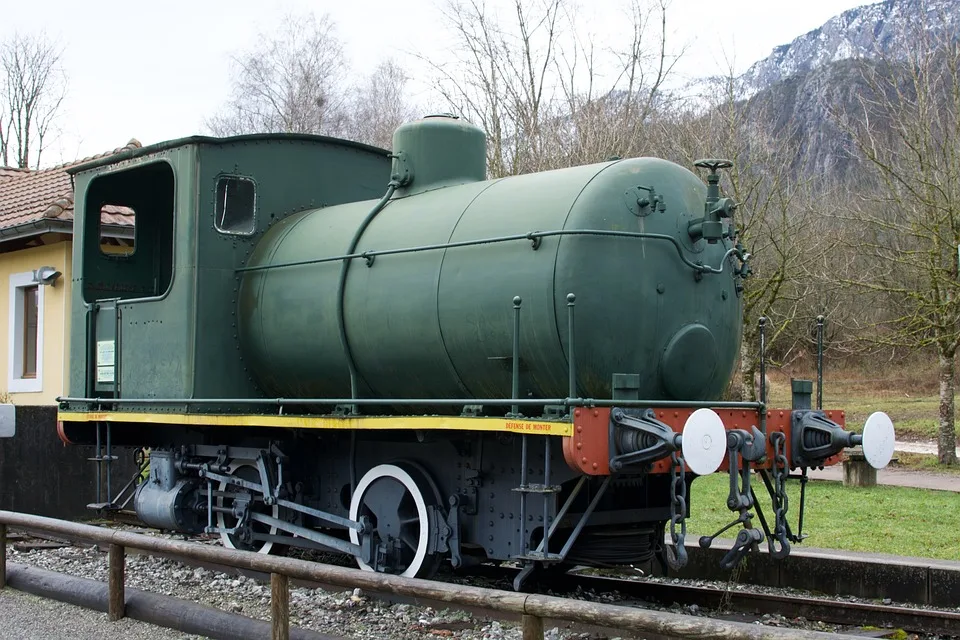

left=0, top=139, right=141, bottom=234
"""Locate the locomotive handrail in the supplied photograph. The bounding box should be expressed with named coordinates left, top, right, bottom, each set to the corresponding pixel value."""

left=233, top=228, right=748, bottom=276
left=0, top=511, right=845, bottom=640
left=57, top=395, right=764, bottom=411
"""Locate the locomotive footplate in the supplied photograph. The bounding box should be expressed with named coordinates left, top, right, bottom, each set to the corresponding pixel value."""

left=55, top=409, right=574, bottom=443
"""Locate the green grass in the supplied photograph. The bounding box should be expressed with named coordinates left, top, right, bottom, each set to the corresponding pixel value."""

left=890, top=452, right=960, bottom=474
left=827, top=397, right=940, bottom=440
left=764, top=372, right=945, bottom=440
left=686, top=474, right=960, bottom=561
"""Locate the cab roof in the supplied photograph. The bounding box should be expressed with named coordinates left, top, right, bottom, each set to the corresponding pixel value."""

left=66, top=132, right=390, bottom=175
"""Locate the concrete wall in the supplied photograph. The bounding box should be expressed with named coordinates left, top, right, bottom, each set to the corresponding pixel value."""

left=0, top=405, right=136, bottom=519
left=0, top=237, right=72, bottom=406
left=669, top=537, right=960, bottom=609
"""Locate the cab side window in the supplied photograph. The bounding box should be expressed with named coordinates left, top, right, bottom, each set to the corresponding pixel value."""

left=215, top=176, right=256, bottom=235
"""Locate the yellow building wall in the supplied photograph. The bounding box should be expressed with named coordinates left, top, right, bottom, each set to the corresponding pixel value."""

left=0, top=238, right=73, bottom=405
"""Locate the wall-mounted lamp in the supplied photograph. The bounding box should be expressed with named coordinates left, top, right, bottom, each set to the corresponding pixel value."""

left=32, top=266, right=62, bottom=287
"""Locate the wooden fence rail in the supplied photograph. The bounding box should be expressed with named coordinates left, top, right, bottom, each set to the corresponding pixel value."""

left=0, top=510, right=842, bottom=640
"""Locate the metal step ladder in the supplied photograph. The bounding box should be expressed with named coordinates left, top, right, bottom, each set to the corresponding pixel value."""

left=513, top=434, right=562, bottom=562
left=84, top=299, right=125, bottom=514
left=86, top=421, right=120, bottom=512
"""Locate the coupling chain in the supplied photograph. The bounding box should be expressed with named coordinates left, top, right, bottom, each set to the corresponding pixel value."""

left=771, top=432, right=789, bottom=549
left=666, top=451, right=688, bottom=569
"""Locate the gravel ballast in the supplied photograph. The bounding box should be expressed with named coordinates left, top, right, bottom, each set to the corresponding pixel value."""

left=5, top=530, right=958, bottom=640
left=6, top=541, right=542, bottom=640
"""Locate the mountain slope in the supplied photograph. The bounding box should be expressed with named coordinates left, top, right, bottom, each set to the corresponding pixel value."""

left=738, top=0, right=960, bottom=96
left=688, top=0, right=960, bottom=182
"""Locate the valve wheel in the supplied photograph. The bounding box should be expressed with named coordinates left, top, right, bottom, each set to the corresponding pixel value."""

left=694, top=158, right=733, bottom=172
left=348, top=462, right=443, bottom=578
left=215, top=459, right=280, bottom=554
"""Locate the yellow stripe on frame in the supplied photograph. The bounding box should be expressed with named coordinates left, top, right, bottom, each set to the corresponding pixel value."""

left=56, top=411, right=574, bottom=437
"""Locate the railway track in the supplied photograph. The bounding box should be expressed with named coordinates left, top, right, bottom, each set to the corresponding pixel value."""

left=520, top=570, right=960, bottom=638
left=7, top=520, right=960, bottom=639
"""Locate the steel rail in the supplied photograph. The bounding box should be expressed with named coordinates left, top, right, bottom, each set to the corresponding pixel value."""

left=459, top=565, right=960, bottom=637
left=0, top=510, right=845, bottom=640
left=552, top=572, right=960, bottom=637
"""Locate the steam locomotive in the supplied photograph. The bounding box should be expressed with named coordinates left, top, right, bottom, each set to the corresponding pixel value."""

left=56, top=115, right=894, bottom=587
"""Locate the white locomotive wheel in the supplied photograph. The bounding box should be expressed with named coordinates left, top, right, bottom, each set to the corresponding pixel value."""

left=349, top=462, right=441, bottom=578
left=681, top=408, right=726, bottom=476
left=862, top=411, right=896, bottom=469
left=215, top=459, right=280, bottom=554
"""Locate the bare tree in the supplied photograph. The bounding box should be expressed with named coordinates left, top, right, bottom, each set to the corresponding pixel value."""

left=660, top=71, right=826, bottom=401
left=831, top=9, right=960, bottom=464
left=344, top=60, right=420, bottom=149
left=0, top=32, right=66, bottom=169
left=206, top=13, right=350, bottom=137
left=428, top=0, right=678, bottom=176
left=428, top=0, right=563, bottom=176
left=552, top=0, right=680, bottom=166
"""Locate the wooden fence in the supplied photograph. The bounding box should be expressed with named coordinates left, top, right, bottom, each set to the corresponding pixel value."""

left=0, top=510, right=845, bottom=640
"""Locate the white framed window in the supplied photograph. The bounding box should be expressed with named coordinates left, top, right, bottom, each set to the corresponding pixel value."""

left=8, top=271, right=44, bottom=393
left=215, top=175, right=256, bottom=235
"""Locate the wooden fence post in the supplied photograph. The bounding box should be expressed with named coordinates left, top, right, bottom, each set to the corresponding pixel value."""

left=522, top=613, right=544, bottom=640
left=271, top=572, right=289, bottom=640
left=0, top=523, right=6, bottom=589
left=108, top=544, right=125, bottom=621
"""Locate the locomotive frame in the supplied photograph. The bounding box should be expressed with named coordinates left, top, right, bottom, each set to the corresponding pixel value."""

left=54, top=117, right=894, bottom=589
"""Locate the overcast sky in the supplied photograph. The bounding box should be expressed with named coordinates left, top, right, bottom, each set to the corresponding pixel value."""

left=2, top=0, right=871, bottom=166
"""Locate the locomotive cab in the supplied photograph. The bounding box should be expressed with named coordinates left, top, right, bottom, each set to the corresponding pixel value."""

left=62, top=134, right=392, bottom=441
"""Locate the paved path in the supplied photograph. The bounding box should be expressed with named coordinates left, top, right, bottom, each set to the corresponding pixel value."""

left=801, top=439, right=960, bottom=491
left=0, top=589, right=204, bottom=640
left=893, top=440, right=960, bottom=458
left=806, top=464, right=960, bottom=492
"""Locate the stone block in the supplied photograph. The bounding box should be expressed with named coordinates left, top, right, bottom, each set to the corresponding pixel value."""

left=843, top=455, right=877, bottom=487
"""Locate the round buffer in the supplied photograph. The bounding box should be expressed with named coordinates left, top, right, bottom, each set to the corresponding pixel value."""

left=862, top=411, right=896, bottom=469
left=681, top=408, right=726, bottom=475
